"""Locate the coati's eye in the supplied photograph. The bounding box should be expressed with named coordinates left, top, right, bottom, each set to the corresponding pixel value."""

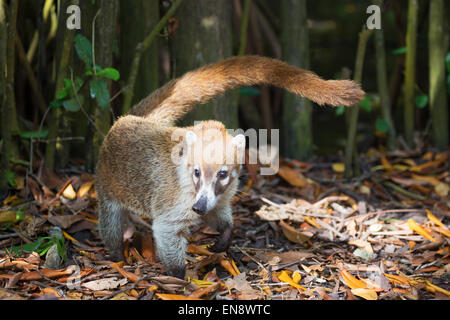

left=194, top=169, right=201, bottom=177
left=217, top=170, right=228, bottom=179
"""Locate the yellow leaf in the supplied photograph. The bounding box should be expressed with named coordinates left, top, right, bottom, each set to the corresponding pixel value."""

left=380, top=156, right=392, bottom=170
left=218, top=257, right=240, bottom=276
left=189, top=278, right=216, bottom=288
left=351, top=288, right=378, bottom=300
left=340, top=269, right=368, bottom=289
left=410, top=174, right=441, bottom=186
left=384, top=273, right=416, bottom=285
left=156, top=293, right=202, bottom=300
left=426, top=210, right=446, bottom=228
left=408, top=219, right=435, bottom=242
left=292, top=271, right=301, bottom=284
left=435, top=182, right=449, bottom=197
left=187, top=244, right=213, bottom=256
left=409, top=160, right=442, bottom=173
left=424, top=281, right=450, bottom=297
left=434, top=227, right=450, bottom=238
left=304, top=216, right=321, bottom=229
left=62, top=184, right=76, bottom=200
left=278, top=270, right=305, bottom=291
left=0, top=211, right=18, bottom=224
left=77, top=180, right=95, bottom=198
left=332, top=162, right=345, bottom=173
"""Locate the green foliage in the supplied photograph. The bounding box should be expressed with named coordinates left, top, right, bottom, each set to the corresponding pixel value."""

left=335, top=106, right=345, bottom=116
left=239, top=86, right=261, bottom=97
left=19, top=129, right=49, bottom=139
left=8, top=227, right=67, bottom=262
left=89, top=79, right=110, bottom=108
left=360, top=97, right=372, bottom=112
left=415, top=94, right=428, bottom=109
left=50, top=34, right=120, bottom=113
left=391, top=46, right=407, bottom=55
left=7, top=170, right=16, bottom=188
left=375, top=119, right=389, bottom=133
left=74, top=34, right=93, bottom=68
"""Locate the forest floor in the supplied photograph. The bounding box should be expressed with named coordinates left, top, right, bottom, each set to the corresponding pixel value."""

left=0, top=146, right=449, bottom=300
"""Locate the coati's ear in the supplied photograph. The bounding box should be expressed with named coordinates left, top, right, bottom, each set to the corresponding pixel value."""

left=231, top=134, right=246, bottom=150
left=185, top=131, right=197, bottom=147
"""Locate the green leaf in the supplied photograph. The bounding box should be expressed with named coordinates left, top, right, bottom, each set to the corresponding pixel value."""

left=360, top=97, right=372, bottom=112
left=375, top=119, right=389, bottom=133
left=97, top=67, right=120, bottom=81
left=239, top=86, right=260, bottom=97
left=335, top=106, right=345, bottom=116
left=415, top=94, right=428, bottom=109
left=74, top=34, right=93, bottom=68
left=391, top=46, right=407, bottom=55
left=89, top=79, right=110, bottom=108
left=20, top=129, right=49, bottom=139
left=50, top=99, right=64, bottom=109
left=63, top=98, right=81, bottom=112
left=7, top=171, right=16, bottom=188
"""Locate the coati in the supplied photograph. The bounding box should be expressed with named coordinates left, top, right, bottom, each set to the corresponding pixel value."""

left=96, top=55, right=365, bottom=279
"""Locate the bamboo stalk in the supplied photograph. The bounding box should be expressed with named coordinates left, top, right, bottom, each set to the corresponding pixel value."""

left=238, top=0, right=251, bottom=56
left=344, top=28, right=373, bottom=179
left=428, top=0, right=448, bottom=150
left=122, top=0, right=183, bottom=114
left=404, top=0, right=418, bottom=147
left=374, top=0, right=396, bottom=150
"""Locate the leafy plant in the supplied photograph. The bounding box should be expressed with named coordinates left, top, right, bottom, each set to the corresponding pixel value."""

left=50, top=34, right=120, bottom=113
left=415, top=94, right=428, bottom=109
left=8, top=227, right=67, bottom=262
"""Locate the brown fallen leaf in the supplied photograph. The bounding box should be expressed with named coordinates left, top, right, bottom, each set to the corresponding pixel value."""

left=189, top=282, right=221, bottom=299
left=277, top=165, right=307, bottom=187
left=47, top=214, right=85, bottom=229
left=279, top=220, right=313, bottom=244
left=225, top=273, right=263, bottom=300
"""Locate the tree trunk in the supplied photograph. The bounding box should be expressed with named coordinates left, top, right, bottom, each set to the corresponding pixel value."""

left=429, top=0, right=448, bottom=150
left=404, top=0, right=418, bottom=147
left=45, top=0, right=76, bottom=170
left=87, top=0, right=119, bottom=171
left=120, top=0, right=159, bottom=106
left=172, top=0, right=238, bottom=129
left=374, top=0, right=396, bottom=150
left=0, top=0, right=19, bottom=194
left=280, top=0, right=312, bottom=160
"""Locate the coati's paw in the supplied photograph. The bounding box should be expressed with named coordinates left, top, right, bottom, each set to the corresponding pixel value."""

left=168, top=266, right=186, bottom=280
left=107, top=250, right=126, bottom=262
left=209, top=226, right=233, bottom=253
left=209, top=240, right=229, bottom=253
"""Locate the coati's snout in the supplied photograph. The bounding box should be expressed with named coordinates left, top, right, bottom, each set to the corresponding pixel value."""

left=192, top=195, right=208, bottom=214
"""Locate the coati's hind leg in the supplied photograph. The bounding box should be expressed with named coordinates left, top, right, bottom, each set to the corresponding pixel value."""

left=98, top=199, right=132, bottom=261
left=152, top=217, right=187, bottom=279
left=203, top=205, right=234, bottom=253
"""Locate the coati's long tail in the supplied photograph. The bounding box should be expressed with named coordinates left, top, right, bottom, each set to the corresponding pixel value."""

left=129, top=55, right=365, bottom=125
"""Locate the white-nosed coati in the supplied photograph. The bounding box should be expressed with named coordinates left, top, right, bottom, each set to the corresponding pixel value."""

left=96, top=55, right=365, bottom=279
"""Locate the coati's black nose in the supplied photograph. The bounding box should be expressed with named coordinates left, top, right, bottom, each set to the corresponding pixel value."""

left=192, top=196, right=208, bottom=215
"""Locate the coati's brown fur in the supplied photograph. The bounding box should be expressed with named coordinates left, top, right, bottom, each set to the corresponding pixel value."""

left=96, top=56, right=365, bottom=278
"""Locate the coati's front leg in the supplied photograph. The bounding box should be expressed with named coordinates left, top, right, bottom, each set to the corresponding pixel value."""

left=152, top=217, right=187, bottom=279
left=204, top=205, right=234, bottom=253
